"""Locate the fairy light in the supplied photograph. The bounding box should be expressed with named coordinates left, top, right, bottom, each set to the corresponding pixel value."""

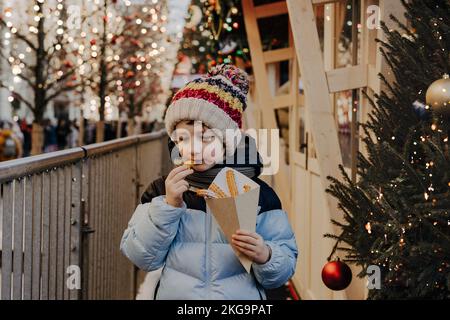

left=365, top=222, right=372, bottom=234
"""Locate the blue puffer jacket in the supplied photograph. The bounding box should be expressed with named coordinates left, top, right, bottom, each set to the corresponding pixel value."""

left=120, top=136, right=298, bottom=300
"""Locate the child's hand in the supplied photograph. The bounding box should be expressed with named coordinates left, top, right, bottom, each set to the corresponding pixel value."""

left=165, top=165, right=193, bottom=208
left=231, top=230, right=271, bottom=265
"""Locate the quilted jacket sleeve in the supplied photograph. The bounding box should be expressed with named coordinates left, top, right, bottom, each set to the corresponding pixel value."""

left=120, top=195, right=186, bottom=272
left=252, top=209, right=298, bottom=289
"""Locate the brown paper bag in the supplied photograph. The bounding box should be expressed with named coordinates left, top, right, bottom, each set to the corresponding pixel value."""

left=203, top=168, right=260, bottom=273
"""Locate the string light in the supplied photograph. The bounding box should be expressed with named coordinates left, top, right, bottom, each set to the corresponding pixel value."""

left=365, top=222, right=372, bottom=234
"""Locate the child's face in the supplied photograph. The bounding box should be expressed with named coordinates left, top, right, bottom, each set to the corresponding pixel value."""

left=172, top=120, right=224, bottom=172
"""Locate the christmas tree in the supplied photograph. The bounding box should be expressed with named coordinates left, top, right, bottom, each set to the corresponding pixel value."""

left=179, top=0, right=251, bottom=74
left=178, top=0, right=290, bottom=75
left=325, top=0, right=450, bottom=299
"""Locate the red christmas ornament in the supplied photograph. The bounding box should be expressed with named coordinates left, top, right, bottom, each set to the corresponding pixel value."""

left=321, top=259, right=352, bottom=291
left=90, top=39, right=96, bottom=46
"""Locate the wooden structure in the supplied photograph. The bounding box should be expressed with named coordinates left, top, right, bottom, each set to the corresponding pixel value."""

left=242, top=0, right=405, bottom=299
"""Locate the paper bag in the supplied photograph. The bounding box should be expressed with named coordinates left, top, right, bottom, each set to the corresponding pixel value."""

left=203, top=167, right=260, bottom=273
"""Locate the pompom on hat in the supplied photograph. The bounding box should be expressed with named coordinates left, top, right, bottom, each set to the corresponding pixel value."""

left=165, top=64, right=249, bottom=156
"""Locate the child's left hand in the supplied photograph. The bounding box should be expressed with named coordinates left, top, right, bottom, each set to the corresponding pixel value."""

left=231, top=229, right=271, bottom=264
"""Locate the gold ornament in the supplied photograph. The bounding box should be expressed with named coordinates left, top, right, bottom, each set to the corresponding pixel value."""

left=426, top=74, right=450, bottom=118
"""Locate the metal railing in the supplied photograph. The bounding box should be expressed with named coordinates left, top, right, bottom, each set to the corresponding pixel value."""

left=0, top=129, right=170, bottom=300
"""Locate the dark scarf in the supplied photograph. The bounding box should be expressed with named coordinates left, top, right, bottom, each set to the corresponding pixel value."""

left=168, top=133, right=264, bottom=189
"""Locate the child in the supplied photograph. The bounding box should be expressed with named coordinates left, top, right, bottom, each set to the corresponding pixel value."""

left=120, top=64, right=298, bottom=300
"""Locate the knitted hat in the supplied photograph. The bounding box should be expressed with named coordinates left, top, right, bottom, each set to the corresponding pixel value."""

left=165, top=64, right=249, bottom=156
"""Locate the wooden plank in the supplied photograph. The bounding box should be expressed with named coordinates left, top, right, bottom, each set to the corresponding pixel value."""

left=367, top=64, right=379, bottom=93
left=312, top=0, right=344, bottom=5
left=31, top=174, right=42, bottom=300
left=326, top=65, right=368, bottom=93
left=13, top=179, right=24, bottom=299
left=323, top=3, right=335, bottom=71
left=274, top=94, right=293, bottom=109
left=288, top=54, right=299, bottom=219
left=286, top=0, right=344, bottom=241
left=1, top=182, right=14, bottom=300
left=23, top=176, right=34, bottom=300
left=242, top=0, right=291, bottom=211
left=242, top=0, right=277, bottom=130
left=263, top=47, right=294, bottom=64
left=254, top=1, right=288, bottom=19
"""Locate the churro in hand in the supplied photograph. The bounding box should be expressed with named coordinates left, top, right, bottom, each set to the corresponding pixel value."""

left=209, top=183, right=227, bottom=198
left=226, top=170, right=239, bottom=197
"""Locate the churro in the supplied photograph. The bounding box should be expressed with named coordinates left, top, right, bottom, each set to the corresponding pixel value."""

left=184, top=159, right=196, bottom=169
left=209, top=183, right=227, bottom=198
left=226, top=170, right=239, bottom=197
left=196, top=189, right=215, bottom=198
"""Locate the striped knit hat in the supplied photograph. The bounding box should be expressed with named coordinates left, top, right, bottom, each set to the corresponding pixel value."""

left=165, top=64, right=249, bottom=155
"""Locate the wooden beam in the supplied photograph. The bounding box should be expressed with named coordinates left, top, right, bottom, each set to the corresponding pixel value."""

left=254, top=1, right=288, bottom=19
left=312, top=0, right=345, bottom=5
left=367, top=64, right=379, bottom=93
left=274, top=94, right=293, bottom=109
left=286, top=0, right=344, bottom=240
left=326, top=65, right=368, bottom=93
left=263, top=47, right=295, bottom=64
left=242, top=0, right=292, bottom=213
left=242, top=0, right=277, bottom=130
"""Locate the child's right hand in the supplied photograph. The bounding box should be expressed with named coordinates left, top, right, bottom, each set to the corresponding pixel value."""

left=165, top=165, right=193, bottom=208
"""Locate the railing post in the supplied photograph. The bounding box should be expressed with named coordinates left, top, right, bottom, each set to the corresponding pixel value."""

left=69, top=162, right=83, bottom=300
left=80, top=158, right=94, bottom=300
